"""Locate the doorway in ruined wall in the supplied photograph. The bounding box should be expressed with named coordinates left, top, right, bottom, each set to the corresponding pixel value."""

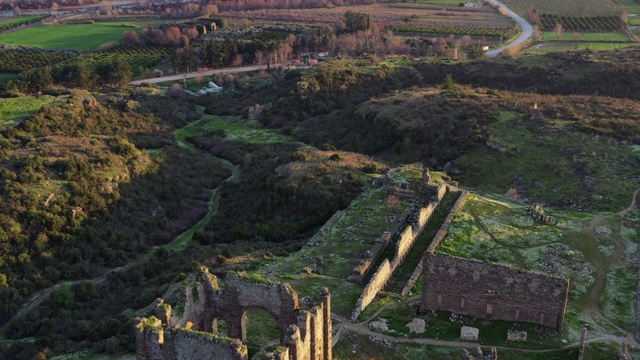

left=243, top=308, right=281, bottom=357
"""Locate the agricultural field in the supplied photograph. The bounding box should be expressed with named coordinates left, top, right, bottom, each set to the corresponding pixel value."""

left=526, top=41, right=639, bottom=53
left=0, top=46, right=168, bottom=76
left=0, top=96, right=60, bottom=127
left=220, top=3, right=514, bottom=37
left=0, top=15, right=43, bottom=32
left=0, top=21, right=146, bottom=50
left=499, top=0, right=620, bottom=16
left=541, top=31, right=631, bottom=41
left=539, top=15, right=623, bottom=31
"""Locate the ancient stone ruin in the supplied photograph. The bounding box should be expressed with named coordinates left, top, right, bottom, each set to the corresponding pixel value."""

left=135, top=267, right=332, bottom=360
left=421, top=253, right=569, bottom=331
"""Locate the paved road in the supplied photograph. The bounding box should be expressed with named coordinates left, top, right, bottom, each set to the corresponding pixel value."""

left=485, top=0, right=534, bottom=57
left=130, top=64, right=275, bottom=85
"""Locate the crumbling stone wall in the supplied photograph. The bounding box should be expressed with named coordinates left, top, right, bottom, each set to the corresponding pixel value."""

left=352, top=260, right=392, bottom=320
left=135, top=268, right=332, bottom=360
left=350, top=232, right=391, bottom=284
left=421, top=253, right=569, bottom=330
left=351, top=186, right=455, bottom=319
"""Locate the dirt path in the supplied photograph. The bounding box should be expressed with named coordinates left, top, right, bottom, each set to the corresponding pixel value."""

left=334, top=314, right=624, bottom=353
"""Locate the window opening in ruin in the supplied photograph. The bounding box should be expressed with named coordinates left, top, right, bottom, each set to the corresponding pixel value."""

left=243, top=308, right=281, bottom=357
left=486, top=304, right=493, bottom=318
left=487, top=290, right=497, bottom=296
left=212, top=318, right=229, bottom=337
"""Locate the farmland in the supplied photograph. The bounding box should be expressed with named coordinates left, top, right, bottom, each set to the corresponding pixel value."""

left=499, top=0, right=620, bottom=16
left=539, top=14, right=623, bottom=31
left=0, top=21, right=146, bottom=50
left=0, top=16, right=42, bottom=28
left=541, top=31, right=631, bottom=41
left=526, top=41, right=639, bottom=53
left=0, top=46, right=169, bottom=76
left=220, top=3, right=514, bottom=37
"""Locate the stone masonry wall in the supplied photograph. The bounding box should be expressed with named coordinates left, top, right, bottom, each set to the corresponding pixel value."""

left=351, top=187, right=449, bottom=320
left=400, top=190, right=468, bottom=296
left=350, top=232, right=392, bottom=284
left=352, top=259, right=392, bottom=320
left=135, top=268, right=332, bottom=360
left=421, top=253, right=569, bottom=330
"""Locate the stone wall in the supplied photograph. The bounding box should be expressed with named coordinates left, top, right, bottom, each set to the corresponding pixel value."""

left=135, top=268, right=332, bottom=360
left=351, top=190, right=445, bottom=320
left=435, top=184, right=447, bottom=202
left=426, top=191, right=469, bottom=254
left=352, top=260, right=392, bottom=320
left=399, top=190, right=468, bottom=296
left=350, top=232, right=391, bottom=284
left=421, top=253, right=569, bottom=330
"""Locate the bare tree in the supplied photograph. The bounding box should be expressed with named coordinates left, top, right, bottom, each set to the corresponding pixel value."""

left=554, top=21, right=564, bottom=41
left=254, top=50, right=265, bottom=66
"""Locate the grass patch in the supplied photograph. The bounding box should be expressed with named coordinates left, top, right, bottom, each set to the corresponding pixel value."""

left=0, top=16, right=41, bottom=27
left=0, top=96, right=60, bottom=126
left=600, top=266, right=637, bottom=331
left=454, top=110, right=640, bottom=212
left=174, top=116, right=295, bottom=149
left=0, top=21, right=148, bottom=50
left=437, top=193, right=600, bottom=300
left=371, top=301, right=569, bottom=350
left=245, top=308, right=280, bottom=357
left=266, top=187, right=412, bottom=280
left=576, top=42, right=640, bottom=50
left=542, top=31, right=631, bottom=42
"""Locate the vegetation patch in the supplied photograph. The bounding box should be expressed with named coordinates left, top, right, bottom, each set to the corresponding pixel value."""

left=0, top=22, right=148, bottom=50
left=453, top=110, right=640, bottom=212
left=600, top=267, right=638, bottom=331
left=0, top=96, right=60, bottom=127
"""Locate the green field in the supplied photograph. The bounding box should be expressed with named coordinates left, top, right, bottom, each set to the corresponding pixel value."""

left=629, top=17, right=640, bottom=25
left=0, top=96, right=60, bottom=126
left=0, top=16, right=41, bottom=27
left=0, top=21, right=145, bottom=50
left=542, top=31, right=631, bottom=42
left=526, top=41, right=640, bottom=53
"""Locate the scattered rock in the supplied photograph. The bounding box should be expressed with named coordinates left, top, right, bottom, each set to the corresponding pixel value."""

left=369, top=318, right=389, bottom=332
left=507, top=330, right=527, bottom=342
left=460, top=326, right=479, bottom=341
left=595, top=226, right=612, bottom=236
left=405, top=318, right=425, bottom=334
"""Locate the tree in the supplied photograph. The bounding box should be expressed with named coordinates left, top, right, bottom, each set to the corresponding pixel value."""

left=202, top=4, right=218, bottom=16
left=97, top=58, right=132, bottom=88
left=441, top=74, right=457, bottom=90
left=120, top=30, right=141, bottom=45
left=17, top=67, right=53, bottom=95
left=525, top=8, right=540, bottom=25
left=554, top=21, right=564, bottom=40
left=254, top=50, right=265, bottom=66
left=620, top=6, right=628, bottom=25
left=344, top=10, right=372, bottom=33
